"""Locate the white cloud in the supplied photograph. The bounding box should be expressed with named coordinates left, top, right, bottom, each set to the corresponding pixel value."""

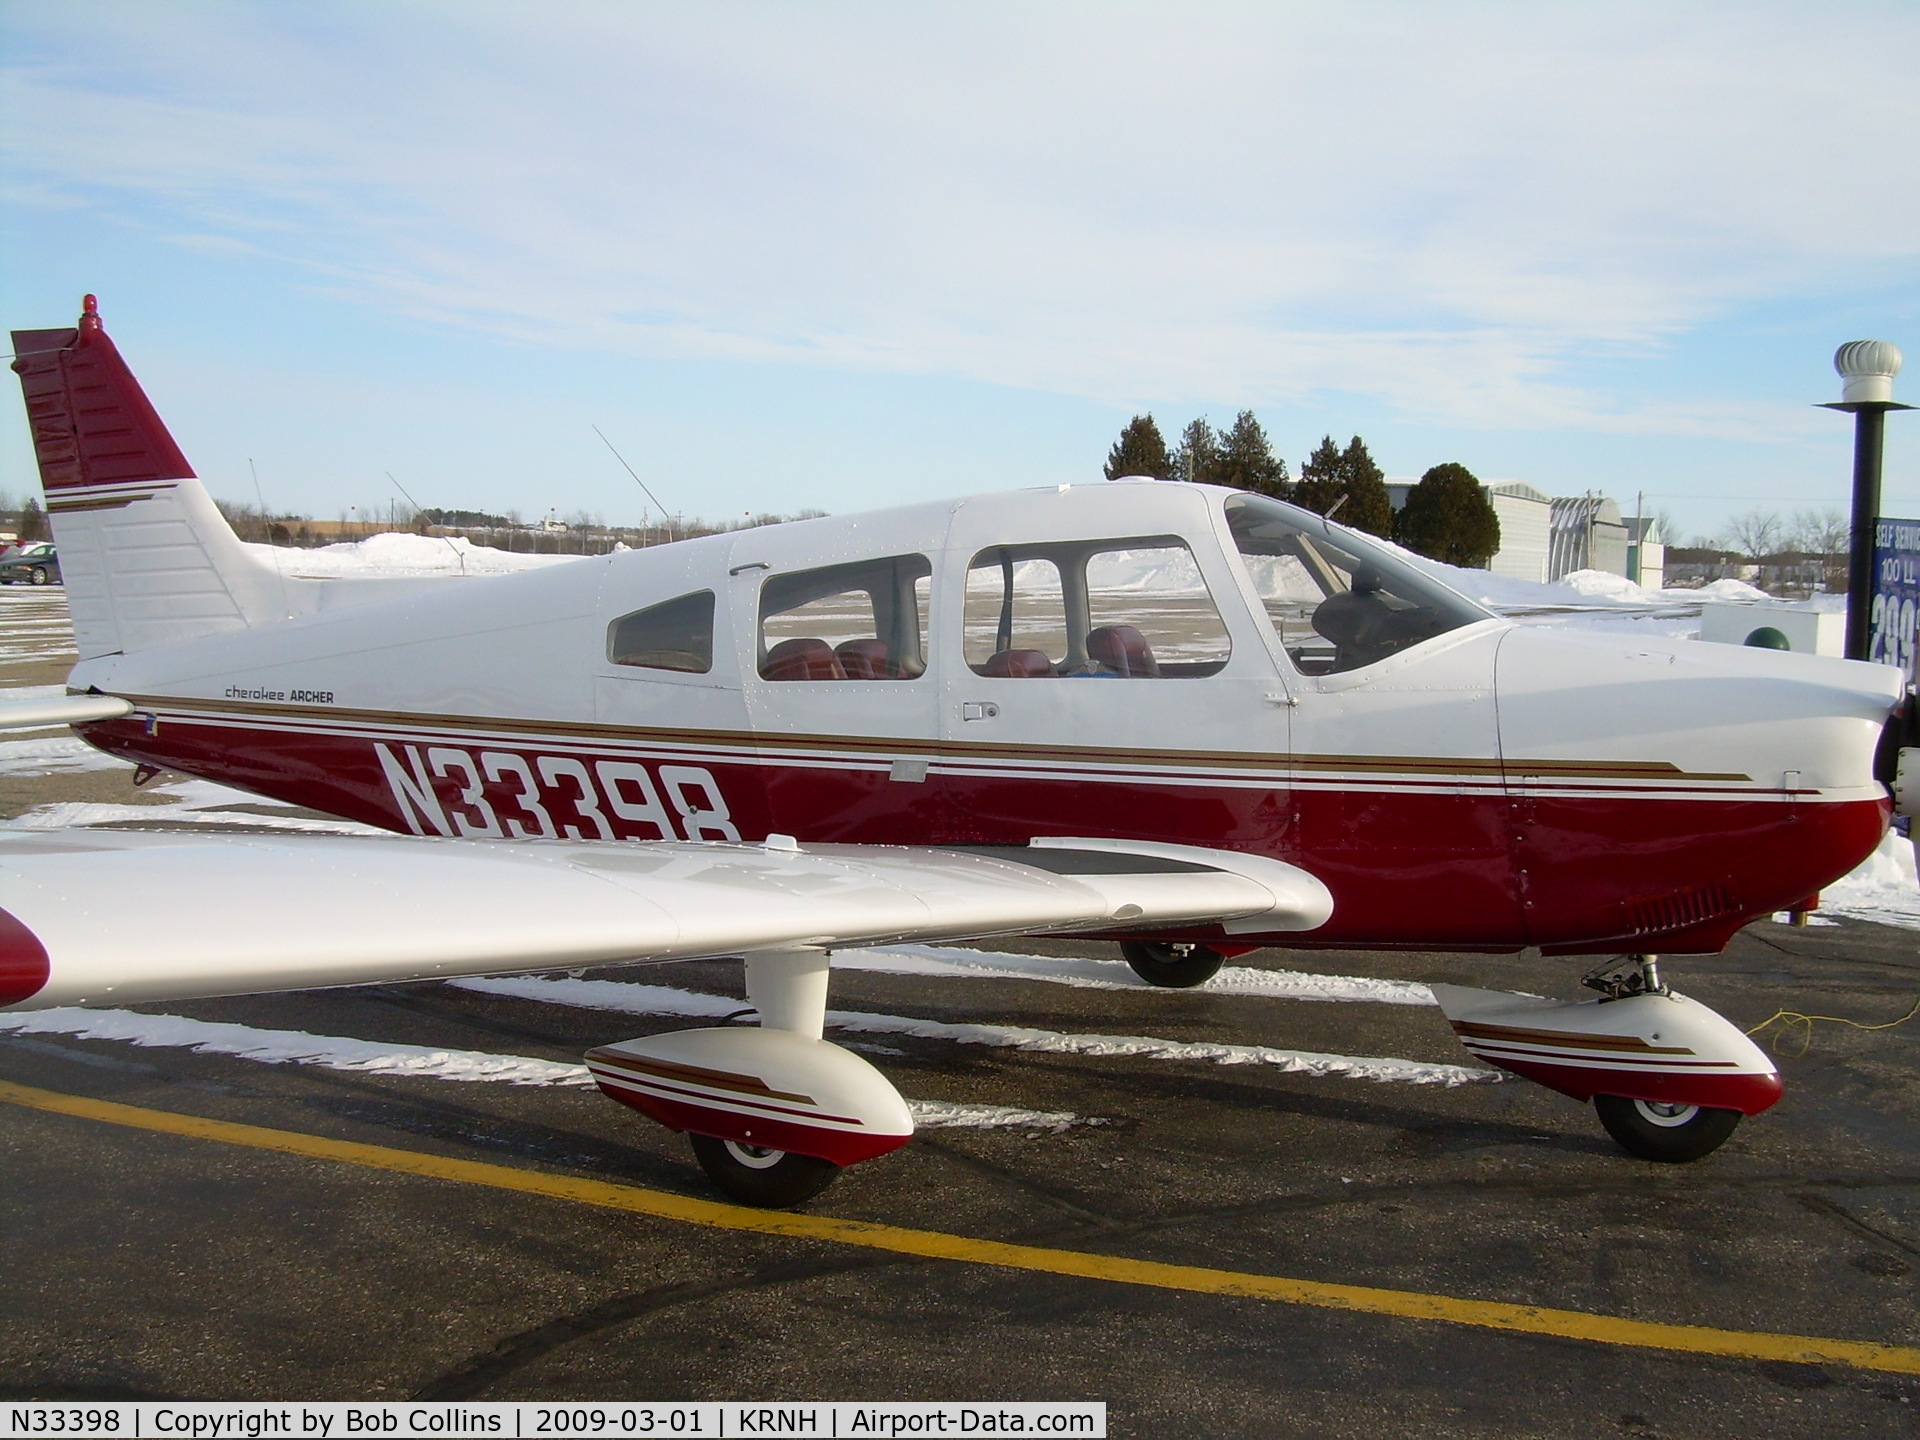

left=4, top=2, right=1917, bottom=437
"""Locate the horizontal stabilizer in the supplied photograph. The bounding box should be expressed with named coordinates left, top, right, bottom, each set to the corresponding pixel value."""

left=0, top=831, right=1301, bottom=1011
left=0, top=695, right=134, bottom=731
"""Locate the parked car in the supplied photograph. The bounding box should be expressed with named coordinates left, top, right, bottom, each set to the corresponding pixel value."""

left=0, top=542, right=59, bottom=586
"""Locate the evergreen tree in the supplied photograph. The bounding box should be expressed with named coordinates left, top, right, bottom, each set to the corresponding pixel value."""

left=1171, top=418, right=1221, bottom=484
left=1104, top=415, right=1174, bottom=481
left=18, top=497, right=47, bottom=543
left=1292, top=435, right=1345, bottom=515
left=1395, top=462, right=1501, bottom=567
left=1214, top=411, right=1288, bottom=498
left=1339, top=435, right=1394, bottom=538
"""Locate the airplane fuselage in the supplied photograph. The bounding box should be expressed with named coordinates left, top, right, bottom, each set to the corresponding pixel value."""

left=63, top=480, right=1899, bottom=956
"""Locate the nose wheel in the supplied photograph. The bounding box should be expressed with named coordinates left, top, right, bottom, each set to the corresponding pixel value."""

left=1594, top=1095, right=1742, bottom=1162
left=1120, top=940, right=1226, bottom=988
left=689, top=1133, right=841, bottom=1207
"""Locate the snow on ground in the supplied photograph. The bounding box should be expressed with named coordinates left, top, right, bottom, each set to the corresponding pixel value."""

left=5, top=772, right=386, bottom=833
left=0, top=735, right=134, bottom=777
left=906, top=1100, right=1088, bottom=1131
left=839, top=944, right=1436, bottom=1005
left=0, top=1007, right=594, bottom=1085
left=0, top=1006, right=1093, bottom=1130
left=455, top=975, right=1497, bottom=1086
left=245, top=533, right=584, bottom=578
left=1822, top=829, right=1920, bottom=931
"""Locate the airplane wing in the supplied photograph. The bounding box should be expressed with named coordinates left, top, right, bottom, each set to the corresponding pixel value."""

left=0, top=829, right=1332, bottom=1011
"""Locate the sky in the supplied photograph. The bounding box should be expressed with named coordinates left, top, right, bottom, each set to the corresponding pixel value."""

left=2, top=2, right=1916, bottom=544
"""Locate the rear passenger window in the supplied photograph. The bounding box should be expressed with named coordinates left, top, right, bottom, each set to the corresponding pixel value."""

left=965, top=538, right=1230, bottom=678
left=758, top=555, right=932, bottom=680
left=607, top=590, right=714, bottom=673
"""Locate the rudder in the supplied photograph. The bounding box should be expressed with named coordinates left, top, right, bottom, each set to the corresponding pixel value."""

left=10, top=296, right=290, bottom=658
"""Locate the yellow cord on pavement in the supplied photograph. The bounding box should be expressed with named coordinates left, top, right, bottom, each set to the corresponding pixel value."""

left=1746, top=994, right=1920, bottom=1058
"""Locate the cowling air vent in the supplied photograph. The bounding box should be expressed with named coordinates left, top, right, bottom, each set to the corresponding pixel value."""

left=1626, top=882, right=1736, bottom=938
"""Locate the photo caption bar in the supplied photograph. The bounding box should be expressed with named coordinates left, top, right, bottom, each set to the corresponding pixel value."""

left=0, top=1402, right=1106, bottom=1439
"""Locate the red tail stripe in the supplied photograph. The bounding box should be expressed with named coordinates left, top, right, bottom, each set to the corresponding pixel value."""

left=9, top=300, right=195, bottom=492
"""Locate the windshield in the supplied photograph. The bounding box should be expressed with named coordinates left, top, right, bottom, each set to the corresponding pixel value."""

left=1224, top=493, right=1491, bottom=675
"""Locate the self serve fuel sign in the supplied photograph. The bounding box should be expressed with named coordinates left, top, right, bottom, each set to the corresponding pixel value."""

left=1872, top=517, right=1920, bottom=683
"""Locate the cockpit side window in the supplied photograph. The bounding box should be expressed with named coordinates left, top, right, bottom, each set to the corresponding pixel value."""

left=1225, top=493, right=1490, bottom=675
left=963, top=537, right=1231, bottom=678
left=607, top=590, right=715, bottom=673
left=758, top=554, right=932, bottom=680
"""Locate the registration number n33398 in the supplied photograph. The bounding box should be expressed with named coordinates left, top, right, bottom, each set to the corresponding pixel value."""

left=375, top=742, right=740, bottom=842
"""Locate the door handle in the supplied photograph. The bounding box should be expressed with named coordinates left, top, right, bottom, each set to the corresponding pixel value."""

left=961, top=701, right=1001, bottom=721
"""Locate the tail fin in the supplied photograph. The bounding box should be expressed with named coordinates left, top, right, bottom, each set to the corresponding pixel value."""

left=10, top=297, right=291, bottom=658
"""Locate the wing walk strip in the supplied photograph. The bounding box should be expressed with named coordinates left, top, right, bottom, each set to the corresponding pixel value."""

left=3, top=1079, right=1914, bottom=1377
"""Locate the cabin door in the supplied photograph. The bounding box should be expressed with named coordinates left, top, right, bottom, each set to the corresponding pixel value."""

left=936, top=495, right=1289, bottom=849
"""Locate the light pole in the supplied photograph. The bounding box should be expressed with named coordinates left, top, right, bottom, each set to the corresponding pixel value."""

left=1820, top=341, right=1911, bottom=660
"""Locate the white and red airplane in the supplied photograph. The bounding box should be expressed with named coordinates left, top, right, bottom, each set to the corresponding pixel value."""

left=3, top=298, right=1915, bottom=1205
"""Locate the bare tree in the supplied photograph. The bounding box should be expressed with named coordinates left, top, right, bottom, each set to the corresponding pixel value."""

left=1788, top=507, right=1849, bottom=558
left=1722, top=509, right=1785, bottom=560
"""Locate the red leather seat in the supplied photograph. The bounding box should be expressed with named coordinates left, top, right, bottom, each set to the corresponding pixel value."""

left=1086, top=625, right=1159, bottom=677
left=983, top=649, right=1054, bottom=677
left=763, top=638, right=847, bottom=681
left=835, top=638, right=892, bottom=679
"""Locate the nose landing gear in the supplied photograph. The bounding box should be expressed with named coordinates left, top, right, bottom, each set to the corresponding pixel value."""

left=1594, top=1094, right=1744, bottom=1163
left=1581, top=952, right=1665, bottom=1000
left=1432, top=964, right=1782, bottom=1164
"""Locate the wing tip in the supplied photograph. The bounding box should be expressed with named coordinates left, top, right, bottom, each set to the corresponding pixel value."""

left=0, top=906, right=50, bottom=1008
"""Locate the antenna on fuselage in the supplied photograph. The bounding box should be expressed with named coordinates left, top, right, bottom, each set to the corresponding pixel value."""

left=386, top=470, right=466, bottom=576
left=1320, top=493, right=1350, bottom=534
left=594, top=425, right=674, bottom=545
left=249, top=457, right=293, bottom=619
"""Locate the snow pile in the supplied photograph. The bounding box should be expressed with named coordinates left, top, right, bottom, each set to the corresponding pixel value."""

left=1823, top=829, right=1920, bottom=931
left=245, top=532, right=585, bottom=578
left=1693, top=577, right=1773, bottom=602
left=1559, top=569, right=1664, bottom=605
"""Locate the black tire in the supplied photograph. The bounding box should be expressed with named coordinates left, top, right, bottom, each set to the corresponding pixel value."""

left=1120, top=940, right=1227, bottom=989
left=1595, top=1095, right=1742, bottom=1163
left=28, top=567, right=49, bottom=586
left=688, top=1132, right=840, bottom=1207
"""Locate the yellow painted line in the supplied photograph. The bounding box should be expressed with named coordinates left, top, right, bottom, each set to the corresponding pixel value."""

left=4, top=1077, right=1916, bottom=1376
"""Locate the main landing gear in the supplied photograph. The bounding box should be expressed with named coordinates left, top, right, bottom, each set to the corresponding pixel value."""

left=1120, top=940, right=1228, bottom=988
left=688, top=1133, right=840, bottom=1208
left=1431, top=953, right=1783, bottom=1164
left=583, top=947, right=916, bottom=1209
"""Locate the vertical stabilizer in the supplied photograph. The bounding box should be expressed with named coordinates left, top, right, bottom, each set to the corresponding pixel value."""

left=10, top=298, right=291, bottom=658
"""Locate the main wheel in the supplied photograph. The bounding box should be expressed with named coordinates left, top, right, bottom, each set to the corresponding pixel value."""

left=688, top=1133, right=840, bottom=1207
left=1120, top=940, right=1226, bottom=989
left=28, top=567, right=49, bottom=586
left=1595, top=1095, right=1742, bottom=1163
